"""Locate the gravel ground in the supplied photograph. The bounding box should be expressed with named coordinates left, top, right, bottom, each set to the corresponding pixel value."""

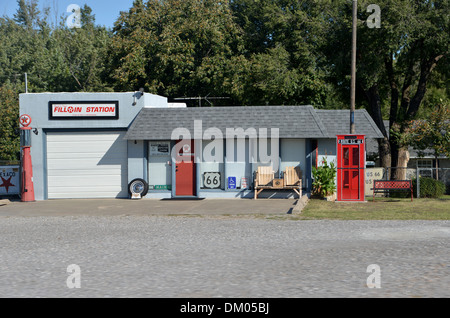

left=0, top=216, right=449, bottom=298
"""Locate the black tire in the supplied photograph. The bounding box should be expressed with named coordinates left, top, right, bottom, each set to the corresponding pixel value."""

left=128, top=178, right=149, bottom=198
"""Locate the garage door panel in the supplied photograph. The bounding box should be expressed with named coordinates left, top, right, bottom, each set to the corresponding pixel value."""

left=47, top=131, right=128, bottom=199
left=48, top=142, right=123, bottom=154
left=48, top=153, right=126, bottom=160
left=47, top=158, right=127, bottom=170
left=47, top=132, right=123, bottom=141
left=48, top=176, right=124, bottom=187
left=49, top=189, right=125, bottom=199
left=48, top=169, right=126, bottom=177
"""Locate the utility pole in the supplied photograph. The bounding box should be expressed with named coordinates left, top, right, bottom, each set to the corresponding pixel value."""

left=350, top=0, right=357, bottom=134
left=25, top=73, right=28, bottom=93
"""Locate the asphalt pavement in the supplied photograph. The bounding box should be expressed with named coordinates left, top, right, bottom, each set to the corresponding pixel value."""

left=1, top=197, right=449, bottom=299
left=0, top=197, right=299, bottom=217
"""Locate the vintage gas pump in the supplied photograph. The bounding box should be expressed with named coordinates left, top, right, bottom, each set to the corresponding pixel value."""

left=19, top=114, right=35, bottom=202
left=336, top=135, right=365, bottom=202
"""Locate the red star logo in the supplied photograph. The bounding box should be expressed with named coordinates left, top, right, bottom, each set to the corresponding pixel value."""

left=19, top=114, right=32, bottom=127
left=0, top=176, right=15, bottom=193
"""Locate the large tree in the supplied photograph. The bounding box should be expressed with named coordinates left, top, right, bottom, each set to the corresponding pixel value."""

left=320, top=0, right=449, bottom=178
left=230, top=0, right=329, bottom=106
left=108, top=0, right=245, bottom=104
left=50, top=5, right=112, bottom=92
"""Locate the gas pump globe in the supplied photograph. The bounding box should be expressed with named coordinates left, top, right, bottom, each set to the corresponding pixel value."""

left=336, top=135, right=365, bottom=202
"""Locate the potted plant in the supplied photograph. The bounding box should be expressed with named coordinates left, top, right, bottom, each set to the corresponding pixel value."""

left=312, top=157, right=337, bottom=201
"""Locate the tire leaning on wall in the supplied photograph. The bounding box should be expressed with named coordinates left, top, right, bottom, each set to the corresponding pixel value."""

left=128, top=178, right=149, bottom=199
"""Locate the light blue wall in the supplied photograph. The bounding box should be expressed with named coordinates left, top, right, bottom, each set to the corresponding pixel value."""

left=19, top=92, right=167, bottom=200
left=318, top=139, right=337, bottom=166
left=280, top=139, right=306, bottom=185
left=128, top=140, right=146, bottom=183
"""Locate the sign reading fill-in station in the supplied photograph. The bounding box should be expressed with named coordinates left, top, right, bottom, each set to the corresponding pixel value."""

left=49, top=101, right=119, bottom=119
left=0, top=166, right=20, bottom=195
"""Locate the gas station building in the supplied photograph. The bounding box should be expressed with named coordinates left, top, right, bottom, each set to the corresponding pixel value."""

left=19, top=92, right=383, bottom=201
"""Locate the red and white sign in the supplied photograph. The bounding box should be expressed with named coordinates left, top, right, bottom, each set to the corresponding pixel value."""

left=49, top=101, right=118, bottom=119
left=20, top=114, right=32, bottom=127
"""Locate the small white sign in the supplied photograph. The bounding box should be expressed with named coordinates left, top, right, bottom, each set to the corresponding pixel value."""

left=131, top=193, right=141, bottom=199
left=150, top=142, right=170, bottom=156
left=203, top=172, right=221, bottom=189
left=365, top=167, right=384, bottom=196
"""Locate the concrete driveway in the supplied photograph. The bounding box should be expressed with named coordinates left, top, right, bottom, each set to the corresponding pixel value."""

left=0, top=197, right=299, bottom=217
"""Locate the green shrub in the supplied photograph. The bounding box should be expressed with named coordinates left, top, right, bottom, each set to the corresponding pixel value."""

left=312, top=157, right=336, bottom=197
left=412, top=177, right=446, bottom=198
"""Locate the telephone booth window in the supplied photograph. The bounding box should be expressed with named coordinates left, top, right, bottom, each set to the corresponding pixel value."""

left=343, top=148, right=349, bottom=166
left=352, top=147, right=359, bottom=166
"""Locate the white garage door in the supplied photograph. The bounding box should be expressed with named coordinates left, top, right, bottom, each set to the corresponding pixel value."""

left=47, top=131, right=128, bottom=199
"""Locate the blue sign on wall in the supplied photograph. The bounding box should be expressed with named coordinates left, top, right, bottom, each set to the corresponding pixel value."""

left=228, top=177, right=236, bottom=190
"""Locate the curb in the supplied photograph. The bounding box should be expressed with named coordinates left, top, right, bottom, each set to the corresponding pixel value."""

left=0, top=199, right=11, bottom=206
left=293, top=194, right=309, bottom=213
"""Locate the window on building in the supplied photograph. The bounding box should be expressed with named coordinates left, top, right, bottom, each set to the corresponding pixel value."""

left=417, top=160, right=433, bottom=168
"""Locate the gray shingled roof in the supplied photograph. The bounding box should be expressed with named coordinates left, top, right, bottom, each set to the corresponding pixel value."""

left=315, top=109, right=383, bottom=139
left=124, top=105, right=384, bottom=140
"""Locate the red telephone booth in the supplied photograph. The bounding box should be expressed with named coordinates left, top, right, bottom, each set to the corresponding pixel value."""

left=336, top=135, right=365, bottom=202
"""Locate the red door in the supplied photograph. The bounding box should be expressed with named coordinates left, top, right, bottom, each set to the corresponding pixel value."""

left=175, top=140, right=196, bottom=196
left=342, top=145, right=360, bottom=200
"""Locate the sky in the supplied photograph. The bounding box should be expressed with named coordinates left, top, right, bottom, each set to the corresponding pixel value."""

left=1, top=0, right=136, bottom=28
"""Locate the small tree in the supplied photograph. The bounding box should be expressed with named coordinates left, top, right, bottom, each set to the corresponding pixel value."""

left=402, top=103, right=450, bottom=180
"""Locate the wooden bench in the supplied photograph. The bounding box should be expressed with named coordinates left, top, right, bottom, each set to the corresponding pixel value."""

left=372, top=180, right=413, bottom=201
left=254, top=166, right=302, bottom=199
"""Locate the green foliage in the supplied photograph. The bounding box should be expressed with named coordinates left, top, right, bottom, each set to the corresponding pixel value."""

left=108, top=0, right=244, bottom=101
left=412, top=177, right=446, bottom=198
left=312, top=157, right=337, bottom=197
left=0, top=84, right=20, bottom=161
left=231, top=0, right=329, bottom=106
left=402, top=103, right=450, bottom=159
left=0, top=3, right=111, bottom=93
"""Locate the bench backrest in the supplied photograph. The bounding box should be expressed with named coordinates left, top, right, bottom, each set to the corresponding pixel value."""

left=284, top=166, right=302, bottom=186
left=256, top=166, right=274, bottom=186
left=373, top=180, right=411, bottom=189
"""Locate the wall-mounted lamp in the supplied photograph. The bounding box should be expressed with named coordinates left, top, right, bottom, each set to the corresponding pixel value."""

left=33, top=128, right=38, bottom=135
